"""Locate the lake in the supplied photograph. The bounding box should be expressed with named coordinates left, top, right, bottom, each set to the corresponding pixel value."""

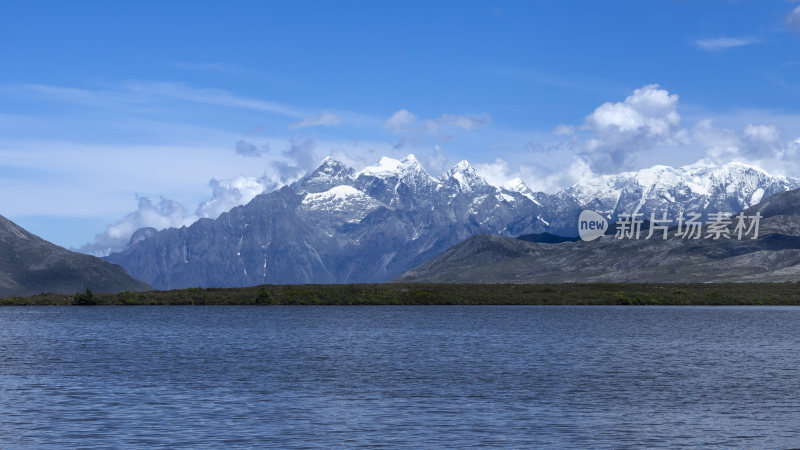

left=1, top=306, right=799, bottom=447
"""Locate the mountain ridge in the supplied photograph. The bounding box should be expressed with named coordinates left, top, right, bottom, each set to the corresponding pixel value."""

left=396, top=188, right=800, bottom=284
left=0, top=215, right=151, bottom=296
left=105, top=156, right=800, bottom=289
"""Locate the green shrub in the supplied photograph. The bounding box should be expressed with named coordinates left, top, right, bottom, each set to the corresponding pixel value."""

left=72, top=288, right=97, bottom=305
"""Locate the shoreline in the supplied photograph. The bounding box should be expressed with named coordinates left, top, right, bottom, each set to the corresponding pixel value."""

left=3, top=283, right=800, bottom=306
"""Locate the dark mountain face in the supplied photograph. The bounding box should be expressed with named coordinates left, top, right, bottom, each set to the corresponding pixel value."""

left=397, top=188, right=800, bottom=284
left=0, top=215, right=150, bottom=297
left=106, top=183, right=530, bottom=289
left=105, top=156, right=800, bottom=289
left=744, top=187, right=800, bottom=218
left=107, top=157, right=548, bottom=289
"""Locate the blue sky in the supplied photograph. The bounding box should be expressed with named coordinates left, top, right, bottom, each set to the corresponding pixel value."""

left=1, top=1, right=799, bottom=250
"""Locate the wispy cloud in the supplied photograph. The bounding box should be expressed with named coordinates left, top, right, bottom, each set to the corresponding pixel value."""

left=695, top=37, right=760, bottom=51
left=789, top=6, right=800, bottom=33
left=380, top=108, right=493, bottom=148
left=424, top=113, right=491, bottom=133
left=124, top=82, right=304, bottom=117
left=384, top=109, right=418, bottom=132
left=289, top=111, right=341, bottom=130
left=235, top=140, right=270, bottom=157
left=0, top=84, right=143, bottom=108
left=0, top=82, right=305, bottom=118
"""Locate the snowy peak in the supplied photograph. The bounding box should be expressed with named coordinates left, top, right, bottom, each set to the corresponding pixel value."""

left=301, top=185, right=384, bottom=218
left=631, top=165, right=682, bottom=189
left=502, top=178, right=540, bottom=204
left=310, top=156, right=353, bottom=179
left=447, top=160, right=480, bottom=177
left=354, top=154, right=441, bottom=198
left=293, top=156, right=355, bottom=194
left=110, top=152, right=800, bottom=290
left=502, top=177, right=528, bottom=191
left=565, top=160, right=800, bottom=218
left=451, top=160, right=473, bottom=172
left=678, top=160, right=791, bottom=197
left=444, top=160, right=488, bottom=192
left=356, top=154, right=432, bottom=179
left=568, top=161, right=771, bottom=200
left=710, top=161, right=781, bottom=185
left=399, top=154, right=426, bottom=173
left=318, top=155, right=350, bottom=172
left=302, top=184, right=364, bottom=203
left=357, top=156, right=403, bottom=178
left=291, top=153, right=797, bottom=235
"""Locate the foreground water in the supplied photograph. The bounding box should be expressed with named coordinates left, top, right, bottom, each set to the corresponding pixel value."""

left=1, top=306, right=799, bottom=447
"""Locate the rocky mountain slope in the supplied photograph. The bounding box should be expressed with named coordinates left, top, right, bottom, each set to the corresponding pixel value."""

left=0, top=215, right=150, bottom=296
left=106, top=155, right=800, bottom=289
left=397, top=188, right=800, bottom=283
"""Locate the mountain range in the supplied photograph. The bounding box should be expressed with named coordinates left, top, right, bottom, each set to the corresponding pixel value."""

left=397, top=187, right=800, bottom=283
left=0, top=215, right=150, bottom=297
left=102, top=155, right=800, bottom=289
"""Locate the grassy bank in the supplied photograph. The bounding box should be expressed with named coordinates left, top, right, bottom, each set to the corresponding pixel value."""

left=3, top=283, right=800, bottom=306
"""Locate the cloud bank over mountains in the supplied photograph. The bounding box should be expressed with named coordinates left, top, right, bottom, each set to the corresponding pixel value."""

left=580, top=84, right=687, bottom=171
left=76, top=81, right=800, bottom=256
left=475, top=83, right=800, bottom=197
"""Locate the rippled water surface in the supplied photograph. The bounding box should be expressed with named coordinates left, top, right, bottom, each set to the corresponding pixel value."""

left=2, top=306, right=800, bottom=447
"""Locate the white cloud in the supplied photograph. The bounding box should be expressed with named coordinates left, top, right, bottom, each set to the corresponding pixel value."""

left=384, top=109, right=418, bottom=132
left=422, top=144, right=448, bottom=174
left=270, top=139, right=319, bottom=183
left=743, top=124, right=781, bottom=143
left=586, top=84, right=680, bottom=135
left=383, top=109, right=491, bottom=150
left=693, top=119, right=742, bottom=161
left=581, top=84, right=686, bottom=170
left=16, top=74, right=800, bottom=253
left=540, top=160, right=592, bottom=193
left=195, top=175, right=271, bottom=219
left=235, top=140, right=270, bottom=157
left=471, top=154, right=593, bottom=194
left=695, top=37, right=760, bottom=51
left=788, top=6, right=800, bottom=33
left=553, top=124, right=575, bottom=136
left=392, top=136, right=419, bottom=149
left=474, top=158, right=515, bottom=187
left=535, top=86, right=800, bottom=182
left=692, top=120, right=799, bottom=174
left=743, top=123, right=783, bottom=157
left=71, top=136, right=412, bottom=254
left=0, top=79, right=496, bottom=247
left=80, top=172, right=276, bottom=256
left=289, top=111, right=341, bottom=130
left=425, top=113, right=491, bottom=133
left=79, top=197, right=196, bottom=256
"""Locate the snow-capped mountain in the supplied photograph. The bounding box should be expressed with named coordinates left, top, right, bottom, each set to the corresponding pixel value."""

left=105, top=155, right=800, bottom=289
left=560, top=160, right=799, bottom=221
